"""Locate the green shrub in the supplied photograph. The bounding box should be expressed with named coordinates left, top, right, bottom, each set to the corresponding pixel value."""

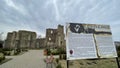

left=59, top=54, right=62, bottom=59
left=59, top=54, right=66, bottom=60
left=63, top=54, right=66, bottom=60
left=14, top=52, right=19, bottom=55
left=58, top=48, right=66, bottom=54
left=0, top=52, right=5, bottom=62
left=3, top=51, right=11, bottom=55
left=47, top=49, right=51, bottom=55
left=56, top=63, right=62, bottom=68
left=45, top=48, right=66, bottom=55
left=44, top=48, right=51, bottom=55
left=56, top=58, right=59, bottom=64
left=51, top=49, right=59, bottom=55
left=3, top=48, right=13, bottom=51
left=3, top=56, right=5, bottom=60
left=0, top=48, right=3, bottom=52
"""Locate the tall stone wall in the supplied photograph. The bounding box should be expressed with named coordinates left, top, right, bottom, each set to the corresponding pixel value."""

left=19, top=30, right=30, bottom=49
left=46, top=29, right=57, bottom=48
left=4, top=30, right=37, bottom=50
left=4, top=32, right=17, bottom=49
left=56, top=25, right=65, bottom=48
left=30, top=32, right=37, bottom=49
left=46, top=25, right=66, bottom=49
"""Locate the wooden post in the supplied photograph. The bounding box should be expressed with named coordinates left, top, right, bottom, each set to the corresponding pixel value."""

left=116, top=57, right=120, bottom=68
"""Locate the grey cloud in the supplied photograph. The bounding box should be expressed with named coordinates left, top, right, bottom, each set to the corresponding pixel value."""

left=0, top=0, right=120, bottom=41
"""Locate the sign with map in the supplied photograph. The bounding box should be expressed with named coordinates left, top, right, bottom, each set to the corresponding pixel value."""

left=66, top=23, right=117, bottom=60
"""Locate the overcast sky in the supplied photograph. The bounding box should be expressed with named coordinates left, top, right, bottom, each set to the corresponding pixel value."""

left=0, top=0, right=120, bottom=41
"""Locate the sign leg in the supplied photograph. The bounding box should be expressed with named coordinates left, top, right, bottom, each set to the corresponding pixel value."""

left=67, top=60, right=69, bottom=68
left=116, top=57, right=120, bottom=68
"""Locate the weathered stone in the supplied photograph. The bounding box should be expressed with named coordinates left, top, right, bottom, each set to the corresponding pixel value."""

left=4, top=24, right=66, bottom=50
left=4, top=32, right=17, bottom=49
left=4, top=30, right=37, bottom=50
left=36, top=38, right=46, bottom=49
left=46, top=25, right=66, bottom=49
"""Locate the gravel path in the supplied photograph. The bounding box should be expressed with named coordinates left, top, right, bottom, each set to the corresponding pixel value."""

left=0, top=50, right=52, bottom=68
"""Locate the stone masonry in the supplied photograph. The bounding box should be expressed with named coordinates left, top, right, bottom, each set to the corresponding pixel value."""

left=4, top=30, right=37, bottom=50
left=4, top=24, right=66, bottom=50
left=46, top=25, right=66, bottom=48
left=36, top=38, right=46, bottom=49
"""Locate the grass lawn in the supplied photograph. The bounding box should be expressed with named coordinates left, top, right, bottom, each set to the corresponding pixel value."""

left=59, top=58, right=118, bottom=68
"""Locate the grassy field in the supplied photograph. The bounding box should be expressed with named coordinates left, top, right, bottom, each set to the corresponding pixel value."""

left=59, top=58, right=118, bottom=68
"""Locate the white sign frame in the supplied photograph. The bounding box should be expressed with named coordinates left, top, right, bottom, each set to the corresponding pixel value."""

left=66, top=23, right=117, bottom=60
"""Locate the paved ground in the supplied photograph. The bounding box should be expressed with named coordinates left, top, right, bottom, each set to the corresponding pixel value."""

left=0, top=50, right=54, bottom=68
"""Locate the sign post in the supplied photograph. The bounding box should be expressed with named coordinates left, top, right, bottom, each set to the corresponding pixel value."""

left=116, top=57, right=120, bottom=68
left=66, top=23, right=118, bottom=67
left=67, top=60, right=69, bottom=68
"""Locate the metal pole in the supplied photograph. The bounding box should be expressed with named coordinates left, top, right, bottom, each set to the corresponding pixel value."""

left=116, top=57, right=120, bottom=68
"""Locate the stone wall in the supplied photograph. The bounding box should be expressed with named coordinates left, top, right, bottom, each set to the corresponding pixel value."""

left=4, top=24, right=66, bottom=50
left=56, top=25, right=65, bottom=48
left=46, top=29, right=57, bottom=48
left=46, top=25, right=66, bottom=49
left=4, top=32, right=17, bottom=49
left=4, top=30, right=37, bottom=50
left=36, top=38, right=46, bottom=49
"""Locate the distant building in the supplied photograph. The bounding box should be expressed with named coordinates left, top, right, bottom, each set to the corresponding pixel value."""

left=46, top=25, right=66, bottom=49
left=18, top=30, right=36, bottom=49
left=4, top=24, right=66, bottom=50
left=36, top=38, right=46, bottom=49
left=4, top=31, right=17, bottom=49
left=4, top=30, right=37, bottom=50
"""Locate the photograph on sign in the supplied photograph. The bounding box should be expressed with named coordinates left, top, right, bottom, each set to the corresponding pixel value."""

left=66, top=23, right=117, bottom=60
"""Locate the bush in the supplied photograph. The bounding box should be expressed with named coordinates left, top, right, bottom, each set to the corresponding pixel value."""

left=63, top=54, right=66, bottom=60
left=51, top=49, right=59, bottom=55
left=59, top=54, right=66, bottom=60
left=56, top=63, right=62, bottom=68
left=59, top=54, right=62, bottom=59
left=47, top=49, right=51, bottom=55
left=3, top=48, right=13, bottom=51
left=45, top=48, right=66, bottom=55
left=0, top=52, right=5, bottom=62
left=14, top=52, right=20, bottom=55
left=3, top=51, right=11, bottom=55
left=0, top=48, right=3, bottom=52
left=58, top=48, right=66, bottom=54
left=56, top=58, right=59, bottom=64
